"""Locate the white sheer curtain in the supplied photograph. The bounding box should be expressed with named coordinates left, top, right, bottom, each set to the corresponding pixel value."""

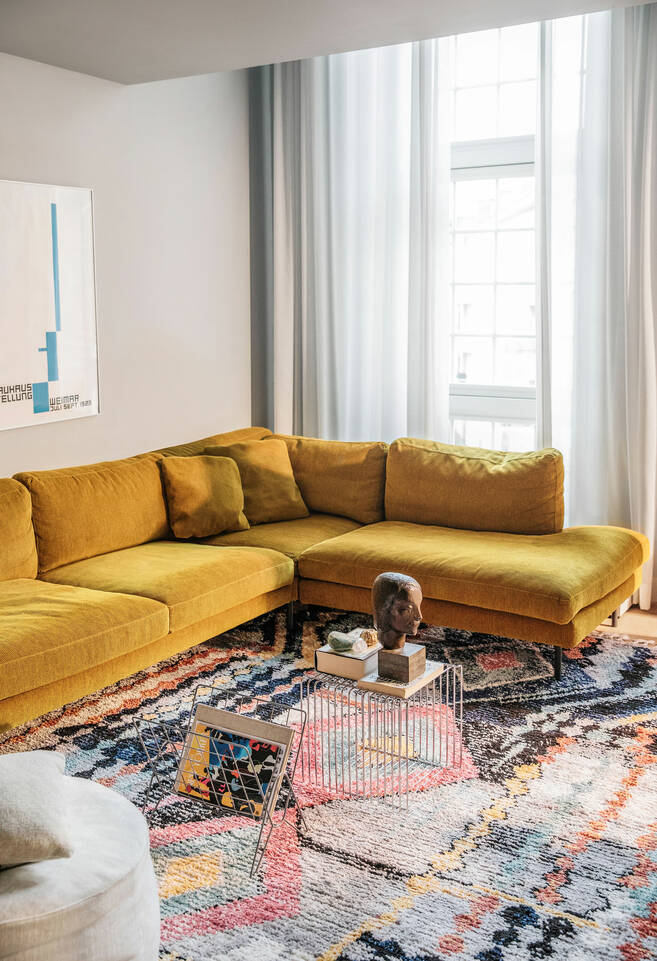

left=251, top=11, right=656, bottom=604
left=540, top=5, right=657, bottom=608
left=262, top=40, right=451, bottom=442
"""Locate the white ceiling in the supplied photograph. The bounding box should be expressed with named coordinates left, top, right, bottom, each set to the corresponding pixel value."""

left=0, top=0, right=643, bottom=85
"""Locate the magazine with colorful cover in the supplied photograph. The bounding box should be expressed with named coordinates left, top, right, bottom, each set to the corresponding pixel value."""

left=174, top=705, right=294, bottom=819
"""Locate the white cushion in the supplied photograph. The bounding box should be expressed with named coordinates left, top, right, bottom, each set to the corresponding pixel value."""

left=0, top=776, right=160, bottom=961
left=0, top=750, right=72, bottom=866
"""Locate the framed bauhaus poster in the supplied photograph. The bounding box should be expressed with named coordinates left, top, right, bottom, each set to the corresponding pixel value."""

left=0, top=179, right=99, bottom=431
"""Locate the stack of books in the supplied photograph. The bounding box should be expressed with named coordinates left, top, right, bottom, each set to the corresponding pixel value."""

left=357, top=660, right=445, bottom=698
left=314, top=642, right=382, bottom=680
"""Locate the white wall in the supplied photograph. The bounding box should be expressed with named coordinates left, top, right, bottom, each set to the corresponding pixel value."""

left=0, top=53, right=251, bottom=475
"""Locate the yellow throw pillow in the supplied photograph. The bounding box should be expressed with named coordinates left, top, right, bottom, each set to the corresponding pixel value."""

left=205, top=439, right=309, bottom=525
left=160, top=455, right=249, bottom=539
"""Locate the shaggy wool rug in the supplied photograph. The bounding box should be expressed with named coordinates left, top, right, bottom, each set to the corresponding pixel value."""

left=2, top=608, right=656, bottom=961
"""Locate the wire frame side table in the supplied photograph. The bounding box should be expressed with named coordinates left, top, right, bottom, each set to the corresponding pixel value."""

left=134, top=683, right=307, bottom=876
left=296, top=665, right=463, bottom=809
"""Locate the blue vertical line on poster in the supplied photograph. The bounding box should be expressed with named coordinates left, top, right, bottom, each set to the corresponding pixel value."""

left=32, top=202, right=61, bottom=414
left=51, top=202, right=61, bottom=331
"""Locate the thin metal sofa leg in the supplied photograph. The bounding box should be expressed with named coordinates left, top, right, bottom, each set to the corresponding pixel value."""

left=553, top=646, right=562, bottom=681
left=611, top=608, right=620, bottom=628
left=286, top=601, right=295, bottom=634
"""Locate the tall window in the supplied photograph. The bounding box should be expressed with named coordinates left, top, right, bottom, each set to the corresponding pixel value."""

left=447, top=24, right=539, bottom=450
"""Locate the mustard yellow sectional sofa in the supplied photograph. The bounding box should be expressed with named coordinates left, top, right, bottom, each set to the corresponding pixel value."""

left=0, top=426, right=649, bottom=733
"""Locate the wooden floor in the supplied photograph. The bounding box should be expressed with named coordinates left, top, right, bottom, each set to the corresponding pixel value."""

left=598, top=605, right=657, bottom=645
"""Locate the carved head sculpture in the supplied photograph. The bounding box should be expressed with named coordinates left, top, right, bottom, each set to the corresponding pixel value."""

left=372, top=572, right=423, bottom=650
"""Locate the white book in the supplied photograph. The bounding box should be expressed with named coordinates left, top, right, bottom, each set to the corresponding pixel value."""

left=314, top=642, right=382, bottom=680
left=357, top=660, right=446, bottom=698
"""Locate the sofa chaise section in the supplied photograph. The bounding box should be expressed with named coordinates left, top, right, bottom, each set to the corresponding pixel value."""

left=298, top=520, right=649, bottom=649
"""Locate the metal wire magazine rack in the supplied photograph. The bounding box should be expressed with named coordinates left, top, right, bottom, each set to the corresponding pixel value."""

left=296, top=664, right=463, bottom=809
left=134, top=682, right=307, bottom=876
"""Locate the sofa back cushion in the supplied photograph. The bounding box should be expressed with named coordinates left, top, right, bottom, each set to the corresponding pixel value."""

left=385, top=438, right=564, bottom=534
left=269, top=434, right=388, bottom=525
left=0, top=478, right=38, bottom=580
left=15, top=455, right=170, bottom=572
left=156, top=426, right=271, bottom=458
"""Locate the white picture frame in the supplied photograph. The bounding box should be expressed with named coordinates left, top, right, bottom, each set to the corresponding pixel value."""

left=0, top=179, right=99, bottom=431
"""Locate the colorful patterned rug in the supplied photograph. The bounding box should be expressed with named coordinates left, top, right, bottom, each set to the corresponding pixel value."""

left=2, top=607, right=656, bottom=961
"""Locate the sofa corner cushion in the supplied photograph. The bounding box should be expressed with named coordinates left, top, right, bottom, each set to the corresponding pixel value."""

left=0, top=478, right=38, bottom=581
left=0, top=750, right=72, bottom=866
left=385, top=438, right=564, bottom=534
left=42, top=541, right=295, bottom=632
left=160, top=455, right=249, bottom=539
left=0, top=579, right=169, bottom=701
left=269, top=434, right=388, bottom=525
left=206, top=439, right=308, bottom=526
left=14, top=455, right=170, bottom=573
left=200, top=512, right=361, bottom=560
left=297, top=521, right=647, bottom=624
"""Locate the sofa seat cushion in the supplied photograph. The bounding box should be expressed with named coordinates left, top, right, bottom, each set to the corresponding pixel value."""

left=42, top=542, right=295, bottom=631
left=201, top=513, right=361, bottom=561
left=0, top=580, right=169, bottom=701
left=298, top=521, right=649, bottom=625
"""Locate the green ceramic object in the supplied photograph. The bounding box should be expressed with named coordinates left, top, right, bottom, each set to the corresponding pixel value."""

left=327, top=630, right=356, bottom=652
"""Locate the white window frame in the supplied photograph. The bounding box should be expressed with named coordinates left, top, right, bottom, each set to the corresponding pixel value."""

left=451, top=135, right=534, bottom=172
left=448, top=133, right=537, bottom=441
